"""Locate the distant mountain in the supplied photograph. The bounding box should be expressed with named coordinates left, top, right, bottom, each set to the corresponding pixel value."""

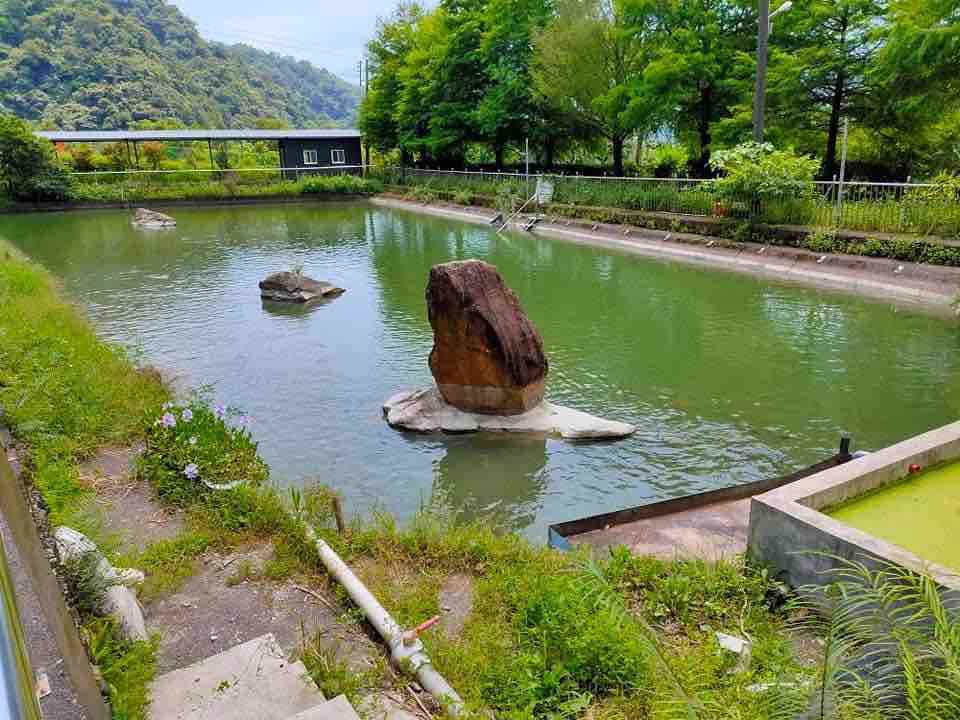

left=0, top=0, right=361, bottom=129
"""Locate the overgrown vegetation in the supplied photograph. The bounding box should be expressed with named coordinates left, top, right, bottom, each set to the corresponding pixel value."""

left=0, top=114, right=72, bottom=201
left=83, top=618, right=158, bottom=720
left=376, top=166, right=960, bottom=240
left=140, top=397, right=268, bottom=505
left=0, top=242, right=167, bottom=717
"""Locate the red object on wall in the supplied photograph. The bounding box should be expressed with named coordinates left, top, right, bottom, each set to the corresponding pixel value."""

left=908, top=463, right=922, bottom=474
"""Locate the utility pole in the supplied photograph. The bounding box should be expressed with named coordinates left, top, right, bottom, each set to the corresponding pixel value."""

left=361, top=56, right=370, bottom=172
left=753, top=1, right=793, bottom=143
left=753, top=0, right=770, bottom=143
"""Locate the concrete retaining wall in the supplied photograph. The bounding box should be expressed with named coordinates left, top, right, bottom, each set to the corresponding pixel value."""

left=748, top=421, right=960, bottom=593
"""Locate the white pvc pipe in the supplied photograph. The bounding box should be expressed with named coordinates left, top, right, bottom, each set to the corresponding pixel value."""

left=311, top=533, right=465, bottom=716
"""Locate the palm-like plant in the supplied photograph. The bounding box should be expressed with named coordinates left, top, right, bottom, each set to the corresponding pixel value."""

left=789, top=557, right=960, bottom=720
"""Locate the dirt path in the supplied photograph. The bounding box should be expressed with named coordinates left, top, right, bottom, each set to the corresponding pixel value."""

left=80, top=446, right=434, bottom=719
left=81, top=448, right=378, bottom=671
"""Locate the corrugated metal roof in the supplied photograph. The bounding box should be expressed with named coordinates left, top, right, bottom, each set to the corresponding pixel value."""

left=36, top=129, right=361, bottom=143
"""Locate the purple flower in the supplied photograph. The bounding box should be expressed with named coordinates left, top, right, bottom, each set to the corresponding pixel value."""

left=183, top=463, right=199, bottom=480
left=161, top=412, right=177, bottom=428
left=214, top=404, right=226, bottom=420
left=182, top=408, right=193, bottom=422
left=238, top=415, right=250, bottom=428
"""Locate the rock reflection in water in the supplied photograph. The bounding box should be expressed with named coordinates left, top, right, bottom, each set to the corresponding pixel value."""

left=431, top=434, right=548, bottom=531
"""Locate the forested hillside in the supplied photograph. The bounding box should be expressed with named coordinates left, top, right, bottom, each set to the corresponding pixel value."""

left=0, top=0, right=360, bottom=129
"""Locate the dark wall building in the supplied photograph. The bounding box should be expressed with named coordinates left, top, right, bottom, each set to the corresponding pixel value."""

left=279, top=136, right=363, bottom=172
left=35, top=129, right=363, bottom=178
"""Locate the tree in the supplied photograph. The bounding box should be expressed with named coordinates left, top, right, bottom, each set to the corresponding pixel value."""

left=360, top=4, right=424, bottom=158
left=765, top=0, right=886, bottom=179
left=0, top=113, right=72, bottom=201
left=476, top=0, right=553, bottom=170
left=637, top=0, right=755, bottom=176
left=533, top=0, right=653, bottom=176
left=141, top=141, right=166, bottom=170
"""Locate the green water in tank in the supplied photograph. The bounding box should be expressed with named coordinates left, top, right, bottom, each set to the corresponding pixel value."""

left=829, top=461, right=960, bottom=571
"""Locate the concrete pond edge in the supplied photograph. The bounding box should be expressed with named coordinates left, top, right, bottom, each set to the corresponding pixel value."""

left=370, top=196, right=960, bottom=314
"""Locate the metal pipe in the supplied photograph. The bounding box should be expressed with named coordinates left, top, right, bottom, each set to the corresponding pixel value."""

left=311, top=534, right=464, bottom=715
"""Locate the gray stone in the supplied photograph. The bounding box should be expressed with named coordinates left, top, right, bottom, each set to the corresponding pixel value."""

left=132, top=208, right=176, bottom=228
left=54, top=526, right=148, bottom=642
left=383, top=387, right=636, bottom=440
left=259, top=272, right=346, bottom=303
left=148, top=633, right=326, bottom=720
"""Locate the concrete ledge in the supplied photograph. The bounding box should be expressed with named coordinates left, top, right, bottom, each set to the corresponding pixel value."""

left=747, top=421, right=960, bottom=593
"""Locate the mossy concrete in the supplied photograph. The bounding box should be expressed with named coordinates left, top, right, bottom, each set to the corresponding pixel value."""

left=748, top=420, right=960, bottom=593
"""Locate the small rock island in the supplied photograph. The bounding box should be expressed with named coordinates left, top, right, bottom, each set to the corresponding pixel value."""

left=259, top=271, right=346, bottom=303
left=131, top=207, right=176, bottom=228
left=384, top=259, right=635, bottom=440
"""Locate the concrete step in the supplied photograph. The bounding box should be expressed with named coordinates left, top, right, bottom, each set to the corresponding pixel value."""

left=148, top=633, right=326, bottom=720
left=289, top=695, right=362, bottom=720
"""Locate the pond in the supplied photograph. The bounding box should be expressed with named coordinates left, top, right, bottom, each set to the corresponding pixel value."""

left=2, top=201, right=958, bottom=539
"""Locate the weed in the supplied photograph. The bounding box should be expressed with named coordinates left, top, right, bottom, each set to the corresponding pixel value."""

left=138, top=396, right=268, bottom=506
left=225, top=559, right=257, bottom=586
left=453, top=189, right=474, bottom=205
left=83, top=618, right=158, bottom=720
left=61, top=550, right=113, bottom=616
left=124, top=532, right=211, bottom=599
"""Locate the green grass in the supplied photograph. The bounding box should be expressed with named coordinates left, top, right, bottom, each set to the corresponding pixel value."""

left=67, top=174, right=383, bottom=204
left=83, top=618, right=158, bottom=720
left=0, top=242, right=168, bottom=525
left=121, top=531, right=212, bottom=600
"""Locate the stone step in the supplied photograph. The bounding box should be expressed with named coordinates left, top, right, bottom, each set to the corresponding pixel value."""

left=148, top=633, right=326, bottom=720
left=288, top=695, right=362, bottom=720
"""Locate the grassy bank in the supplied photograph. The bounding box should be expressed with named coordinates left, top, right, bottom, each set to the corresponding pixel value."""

left=0, top=240, right=168, bottom=717
left=2, top=240, right=956, bottom=720
left=67, top=174, right=383, bottom=204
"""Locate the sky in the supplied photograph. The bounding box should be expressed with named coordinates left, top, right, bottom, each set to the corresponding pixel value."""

left=169, top=0, right=434, bottom=84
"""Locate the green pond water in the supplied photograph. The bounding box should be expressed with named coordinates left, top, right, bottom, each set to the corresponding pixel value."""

left=829, top=461, right=960, bottom=571
left=2, top=202, right=959, bottom=539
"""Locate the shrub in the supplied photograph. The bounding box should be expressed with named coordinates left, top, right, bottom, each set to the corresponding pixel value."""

left=711, top=142, right=820, bottom=204
left=138, top=398, right=268, bottom=506
left=300, top=174, right=382, bottom=195
left=0, top=114, right=73, bottom=201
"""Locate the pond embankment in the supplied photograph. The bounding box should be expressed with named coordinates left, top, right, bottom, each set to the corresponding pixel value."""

left=373, top=195, right=960, bottom=312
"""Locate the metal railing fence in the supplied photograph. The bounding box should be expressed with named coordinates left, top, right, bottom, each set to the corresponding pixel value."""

left=374, top=167, right=960, bottom=238
left=66, top=164, right=960, bottom=237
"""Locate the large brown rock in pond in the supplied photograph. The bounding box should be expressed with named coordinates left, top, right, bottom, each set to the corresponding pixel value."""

left=427, top=260, right=548, bottom=415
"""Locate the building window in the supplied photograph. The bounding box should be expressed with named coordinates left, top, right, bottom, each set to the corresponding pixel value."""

left=331, top=149, right=346, bottom=165
left=303, top=149, right=318, bottom=165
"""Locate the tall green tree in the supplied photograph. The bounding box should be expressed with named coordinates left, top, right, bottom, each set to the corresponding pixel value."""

left=766, top=0, right=886, bottom=179
left=476, top=0, right=553, bottom=169
left=0, top=113, right=72, bottom=201
left=638, top=0, right=755, bottom=176
left=533, top=0, right=654, bottom=176
left=360, top=3, right=424, bottom=158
